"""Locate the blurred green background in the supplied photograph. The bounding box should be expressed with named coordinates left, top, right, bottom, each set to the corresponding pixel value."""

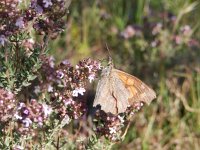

left=50, top=0, right=200, bottom=149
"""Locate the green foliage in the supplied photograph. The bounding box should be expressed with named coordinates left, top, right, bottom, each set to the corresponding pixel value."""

left=0, top=33, right=41, bottom=93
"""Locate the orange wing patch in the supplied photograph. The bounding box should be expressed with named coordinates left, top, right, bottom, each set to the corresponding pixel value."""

left=114, top=69, right=156, bottom=105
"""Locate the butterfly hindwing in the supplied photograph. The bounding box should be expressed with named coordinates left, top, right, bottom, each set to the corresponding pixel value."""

left=111, top=71, right=130, bottom=113
left=114, top=69, right=156, bottom=105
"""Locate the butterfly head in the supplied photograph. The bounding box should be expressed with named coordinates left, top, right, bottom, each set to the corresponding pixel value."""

left=100, top=56, right=114, bottom=76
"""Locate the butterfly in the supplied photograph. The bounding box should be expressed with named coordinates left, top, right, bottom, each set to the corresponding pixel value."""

left=93, top=57, right=156, bottom=114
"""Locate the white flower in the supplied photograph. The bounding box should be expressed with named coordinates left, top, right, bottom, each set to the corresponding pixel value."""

left=22, top=118, right=32, bottom=127
left=97, top=63, right=102, bottom=70
left=42, top=103, right=52, bottom=118
left=109, top=127, right=117, bottom=134
left=27, top=38, right=35, bottom=44
left=88, top=73, right=95, bottom=83
left=13, top=145, right=24, bottom=150
left=72, top=87, right=86, bottom=97
left=75, top=65, right=79, bottom=69
left=86, top=65, right=93, bottom=72
left=0, top=100, right=3, bottom=104
left=64, top=98, right=73, bottom=106
left=43, top=0, right=53, bottom=8
left=15, top=17, right=25, bottom=28
left=0, top=35, right=7, bottom=46
left=61, top=115, right=71, bottom=125
left=18, top=102, right=25, bottom=110
left=118, top=115, right=125, bottom=123
left=34, top=86, right=41, bottom=94
left=49, top=56, right=55, bottom=68
left=47, top=84, right=53, bottom=92
left=14, top=113, right=22, bottom=120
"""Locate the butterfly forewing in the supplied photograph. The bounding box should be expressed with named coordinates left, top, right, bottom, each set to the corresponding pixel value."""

left=114, top=69, right=156, bottom=105
left=93, top=67, right=130, bottom=114
left=93, top=74, right=118, bottom=114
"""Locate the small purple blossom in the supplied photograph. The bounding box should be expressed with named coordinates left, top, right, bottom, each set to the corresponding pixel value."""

left=15, top=17, right=25, bottom=28
left=0, top=35, right=7, bottom=46
left=121, top=25, right=135, bottom=39
left=56, top=70, right=64, bottom=79
left=23, top=108, right=29, bottom=115
left=61, top=59, right=71, bottom=66
left=43, top=0, right=53, bottom=8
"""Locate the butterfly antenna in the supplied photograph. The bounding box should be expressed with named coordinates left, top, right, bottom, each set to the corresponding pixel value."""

left=105, top=43, right=113, bottom=65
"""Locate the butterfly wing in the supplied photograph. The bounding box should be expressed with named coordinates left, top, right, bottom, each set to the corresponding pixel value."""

left=93, top=74, right=118, bottom=114
left=93, top=67, right=130, bottom=114
left=111, top=70, right=130, bottom=113
left=114, top=69, right=156, bottom=105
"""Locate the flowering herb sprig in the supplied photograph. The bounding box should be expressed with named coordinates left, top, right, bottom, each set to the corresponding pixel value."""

left=0, top=0, right=70, bottom=46
left=93, top=101, right=144, bottom=141
left=0, top=0, right=152, bottom=149
left=0, top=88, right=16, bottom=123
left=49, top=58, right=101, bottom=120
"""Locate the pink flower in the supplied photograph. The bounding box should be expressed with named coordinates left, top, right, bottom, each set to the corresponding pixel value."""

left=121, top=25, right=135, bottom=39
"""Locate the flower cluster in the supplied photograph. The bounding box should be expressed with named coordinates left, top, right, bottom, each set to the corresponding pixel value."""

left=14, top=99, right=52, bottom=135
left=49, top=58, right=101, bottom=120
left=120, top=25, right=142, bottom=39
left=34, top=56, right=101, bottom=121
left=94, top=110, right=125, bottom=141
left=93, top=101, right=144, bottom=141
left=119, top=13, right=199, bottom=53
left=56, top=58, right=101, bottom=96
left=30, top=0, right=69, bottom=37
left=0, top=0, right=70, bottom=46
left=0, top=56, right=101, bottom=136
left=0, top=0, right=23, bottom=45
left=0, top=88, right=16, bottom=123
